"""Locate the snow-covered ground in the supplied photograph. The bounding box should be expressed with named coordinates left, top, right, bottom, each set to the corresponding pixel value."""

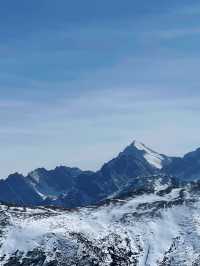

left=1, top=181, right=200, bottom=265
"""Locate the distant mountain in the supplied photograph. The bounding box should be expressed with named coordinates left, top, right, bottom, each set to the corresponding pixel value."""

left=0, top=167, right=84, bottom=206
left=121, top=140, right=172, bottom=169
left=0, top=141, right=200, bottom=208
left=44, top=141, right=174, bottom=208
left=0, top=173, right=42, bottom=205
left=28, top=166, right=83, bottom=198
left=164, top=147, right=200, bottom=181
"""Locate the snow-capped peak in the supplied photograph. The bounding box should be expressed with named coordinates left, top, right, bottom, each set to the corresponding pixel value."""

left=132, top=140, right=148, bottom=150
left=131, top=140, right=166, bottom=169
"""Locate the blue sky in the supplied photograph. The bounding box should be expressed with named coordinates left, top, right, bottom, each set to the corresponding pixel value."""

left=1, top=0, right=200, bottom=177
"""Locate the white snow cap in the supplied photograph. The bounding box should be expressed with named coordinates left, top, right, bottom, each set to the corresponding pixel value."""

left=132, top=140, right=165, bottom=169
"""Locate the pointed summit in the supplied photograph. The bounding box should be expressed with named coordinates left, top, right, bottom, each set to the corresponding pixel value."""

left=131, top=140, right=146, bottom=149
left=121, top=140, right=170, bottom=169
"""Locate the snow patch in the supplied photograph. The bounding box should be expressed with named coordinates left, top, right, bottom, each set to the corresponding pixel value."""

left=133, top=140, right=165, bottom=169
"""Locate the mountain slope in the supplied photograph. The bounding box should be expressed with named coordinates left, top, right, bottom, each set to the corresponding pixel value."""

left=164, top=147, right=200, bottom=181
left=122, top=140, right=172, bottom=169
left=0, top=173, right=43, bottom=205
left=28, top=166, right=83, bottom=198
left=1, top=177, right=200, bottom=265
left=57, top=141, right=173, bottom=207
left=0, top=167, right=83, bottom=206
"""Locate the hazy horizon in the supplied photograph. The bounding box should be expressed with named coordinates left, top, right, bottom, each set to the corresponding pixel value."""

left=1, top=139, right=199, bottom=179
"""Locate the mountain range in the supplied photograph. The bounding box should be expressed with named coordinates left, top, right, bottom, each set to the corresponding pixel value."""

left=1, top=169, right=200, bottom=265
left=1, top=140, right=200, bottom=265
left=1, top=140, right=200, bottom=208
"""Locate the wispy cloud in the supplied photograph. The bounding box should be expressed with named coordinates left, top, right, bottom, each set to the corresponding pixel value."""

left=172, top=5, right=200, bottom=16
left=1, top=85, right=200, bottom=177
left=152, top=27, right=200, bottom=39
left=0, top=100, right=30, bottom=109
